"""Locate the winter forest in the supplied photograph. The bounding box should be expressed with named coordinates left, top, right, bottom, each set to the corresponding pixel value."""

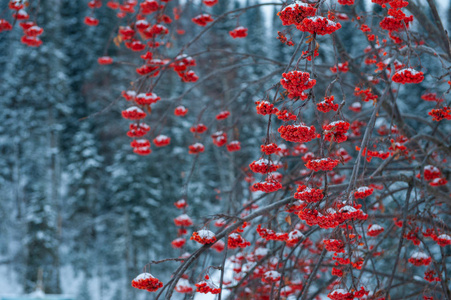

left=0, top=0, right=450, bottom=299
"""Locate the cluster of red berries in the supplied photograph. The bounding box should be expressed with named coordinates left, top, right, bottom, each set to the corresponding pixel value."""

left=131, top=273, right=163, bottom=292
left=127, top=123, right=150, bottom=138
left=261, top=143, right=281, bottom=155
left=171, top=237, right=186, bottom=249
left=249, top=159, right=280, bottom=174
left=428, top=106, right=451, bottom=121
left=3, top=2, right=45, bottom=47
left=317, top=96, right=339, bottom=113
left=433, top=234, right=451, bottom=247
left=174, top=105, right=188, bottom=116
left=278, top=2, right=317, bottom=26
left=203, top=0, right=219, bottom=7
left=192, top=14, right=214, bottom=26
left=367, top=224, right=384, bottom=237
left=122, top=106, right=147, bottom=120
left=353, top=186, right=374, bottom=199
left=255, top=101, right=279, bottom=115
left=226, top=141, right=241, bottom=152
left=294, top=185, right=324, bottom=203
left=421, top=92, right=443, bottom=102
left=188, top=143, right=205, bottom=154
left=354, top=87, right=378, bottom=102
left=278, top=124, right=317, bottom=143
left=280, top=71, right=316, bottom=98
left=98, top=56, right=113, bottom=65
left=297, top=16, right=342, bottom=35
left=216, top=110, right=230, bottom=120
left=261, top=270, right=281, bottom=283
left=276, top=110, right=298, bottom=121
left=355, top=146, right=390, bottom=162
left=175, top=278, right=193, bottom=294
left=305, top=158, right=340, bottom=172
left=0, top=18, right=12, bottom=34
left=228, top=233, right=251, bottom=249
left=19, top=22, right=44, bottom=47
left=392, top=68, right=424, bottom=84
left=174, top=214, right=193, bottom=227
left=191, top=229, right=217, bottom=245
left=195, top=276, right=221, bottom=294
left=252, top=177, right=283, bottom=193
left=190, top=124, right=208, bottom=134
left=323, top=120, right=350, bottom=143
left=211, top=131, right=227, bottom=147
left=408, top=252, right=431, bottom=266
left=229, top=26, right=248, bottom=38
left=424, top=269, right=441, bottom=282
left=256, top=224, right=289, bottom=241
left=323, top=239, right=345, bottom=253
left=338, top=0, right=355, bottom=5
left=330, top=62, right=349, bottom=73
left=153, top=135, right=171, bottom=147
left=380, top=15, right=413, bottom=32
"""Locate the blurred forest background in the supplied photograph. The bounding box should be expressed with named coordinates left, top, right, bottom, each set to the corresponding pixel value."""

left=0, top=0, right=450, bottom=299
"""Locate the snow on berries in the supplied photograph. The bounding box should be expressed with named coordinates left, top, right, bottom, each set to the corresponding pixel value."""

left=297, top=16, right=342, bottom=35
left=261, top=270, right=281, bottom=284
left=188, top=143, right=205, bottom=154
left=323, top=239, right=345, bottom=253
left=0, top=19, right=13, bottom=33
left=408, top=251, right=431, bottom=266
left=280, top=71, right=316, bottom=99
left=122, top=106, right=146, bottom=120
left=392, top=68, right=424, bottom=84
left=171, top=237, right=186, bottom=248
left=216, top=110, right=230, bottom=120
left=211, top=131, right=227, bottom=147
left=192, top=14, right=214, bottom=27
left=174, top=105, right=188, bottom=116
left=174, top=214, right=193, bottom=227
left=212, top=240, right=225, bottom=252
left=226, top=141, right=241, bottom=152
left=252, top=176, right=283, bottom=193
left=294, top=185, right=324, bottom=203
left=131, top=139, right=150, bottom=148
left=175, top=278, right=193, bottom=293
left=153, top=135, right=170, bottom=147
left=305, top=157, right=340, bottom=172
left=278, top=2, right=317, bottom=26
left=191, top=229, right=216, bottom=245
left=278, top=124, right=317, bottom=143
left=367, top=224, right=384, bottom=237
left=190, top=124, right=208, bottom=134
left=98, top=56, right=113, bottom=65
left=249, top=159, right=280, bottom=174
left=255, top=101, right=278, bottom=115
left=229, top=26, right=248, bottom=38
left=380, top=15, right=414, bottom=32
left=328, top=288, right=353, bottom=300
left=228, top=233, right=251, bottom=249
left=317, top=95, right=339, bottom=113
left=127, top=123, right=150, bottom=138
left=195, top=276, right=221, bottom=294
left=323, top=120, right=350, bottom=143
left=434, top=234, right=451, bottom=247
left=131, top=273, right=163, bottom=292
left=135, top=92, right=161, bottom=105
left=353, top=186, right=374, bottom=199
